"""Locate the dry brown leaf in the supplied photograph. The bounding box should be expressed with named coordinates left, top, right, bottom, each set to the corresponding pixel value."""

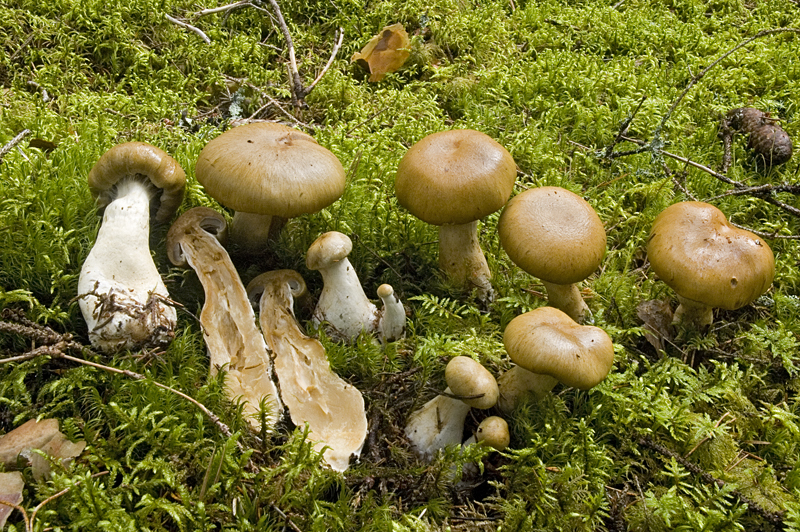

left=351, top=23, right=411, bottom=82
left=0, top=418, right=86, bottom=480
left=0, top=471, right=24, bottom=528
left=637, top=299, right=674, bottom=352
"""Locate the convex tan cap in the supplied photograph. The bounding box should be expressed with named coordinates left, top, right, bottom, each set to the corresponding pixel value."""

left=647, top=201, right=775, bottom=310
left=306, top=230, right=352, bottom=271
left=445, top=356, right=499, bottom=410
left=504, top=307, right=614, bottom=390
left=499, top=186, right=606, bottom=285
left=395, top=129, right=517, bottom=226
left=195, top=122, right=346, bottom=217
left=88, top=141, right=186, bottom=223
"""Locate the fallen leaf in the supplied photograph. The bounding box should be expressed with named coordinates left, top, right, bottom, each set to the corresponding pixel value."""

left=0, top=418, right=86, bottom=481
left=351, top=23, right=411, bottom=82
left=0, top=471, right=24, bottom=528
left=637, top=299, right=674, bottom=352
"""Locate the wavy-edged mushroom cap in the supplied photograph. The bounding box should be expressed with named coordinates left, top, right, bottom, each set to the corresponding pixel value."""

left=503, top=307, right=614, bottom=390
left=647, top=201, right=775, bottom=311
left=445, top=356, right=499, bottom=409
left=306, top=231, right=353, bottom=271
left=195, top=122, right=346, bottom=218
left=395, top=129, right=517, bottom=226
left=499, top=187, right=606, bottom=285
left=88, top=142, right=186, bottom=223
left=475, top=416, right=510, bottom=451
left=166, top=207, right=228, bottom=268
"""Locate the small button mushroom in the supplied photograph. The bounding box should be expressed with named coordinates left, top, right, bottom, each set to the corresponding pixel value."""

left=195, top=122, right=346, bottom=255
left=394, top=129, right=517, bottom=303
left=475, top=416, right=510, bottom=451
left=498, top=186, right=606, bottom=323
left=405, top=356, right=499, bottom=460
left=376, top=283, right=406, bottom=342
left=647, top=201, right=775, bottom=329
left=77, top=142, right=185, bottom=353
left=498, top=307, right=614, bottom=413
left=167, top=207, right=282, bottom=427
left=247, top=270, right=368, bottom=472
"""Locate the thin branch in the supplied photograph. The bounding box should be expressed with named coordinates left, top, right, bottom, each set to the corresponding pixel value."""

left=306, top=27, right=344, bottom=93
left=194, top=0, right=253, bottom=17
left=225, top=76, right=308, bottom=127
left=266, top=0, right=305, bottom=106
left=164, top=14, right=211, bottom=44
left=0, top=129, right=31, bottom=163
left=603, top=95, right=647, bottom=158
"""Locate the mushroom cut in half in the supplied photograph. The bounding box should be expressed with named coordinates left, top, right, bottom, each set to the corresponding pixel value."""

left=498, top=186, right=606, bottom=323
left=247, top=269, right=367, bottom=472
left=195, top=122, right=346, bottom=255
left=647, top=201, right=775, bottom=329
left=498, top=307, right=614, bottom=412
left=78, top=142, right=185, bottom=352
left=167, top=207, right=282, bottom=427
left=395, top=129, right=517, bottom=303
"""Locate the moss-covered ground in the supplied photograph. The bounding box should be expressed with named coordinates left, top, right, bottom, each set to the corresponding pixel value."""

left=2, top=0, right=800, bottom=529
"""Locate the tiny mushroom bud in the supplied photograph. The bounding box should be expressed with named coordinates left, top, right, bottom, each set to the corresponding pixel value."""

left=647, top=201, right=775, bottom=329
left=167, top=207, right=282, bottom=427
left=377, top=283, right=406, bottom=342
left=247, top=269, right=367, bottom=472
left=498, top=307, right=614, bottom=413
left=78, top=142, right=185, bottom=352
left=475, top=416, right=510, bottom=451
left=405, top=356, right=498, bottom=460
left=498, top=186, right=606, bottom=323
left=395, top=129, right=517, bottom=303
left=195, top=122, right=346, bottom=254
left=306, top=231, right=379, bottom=341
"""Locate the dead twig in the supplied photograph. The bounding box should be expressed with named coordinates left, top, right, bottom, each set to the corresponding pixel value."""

left=306, top=27, right=345, bottom=94
left=603, top=95, right=647, bottom=158
left=194, top=0, right=255, bottom=17
left=0, top=129, right=31, bottom=162
left=266, top=0, right=305, bottom=107
left=164, top=14, right=211, bottom=44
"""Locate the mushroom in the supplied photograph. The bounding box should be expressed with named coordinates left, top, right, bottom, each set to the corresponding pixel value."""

left=195, top=122, right=346, bottom=254
left=306, top=231, right=406, bottom=343
left=647, top=201, right=775, bottom=329
left=166, top=207, right=282, bottom=427
left=247, top=269, right=367, bottom=472
left=405, top=355, right=499, bottom=460
left=474, top=416, right=510, bottom=451
left=77, top=142, right=185, bottom=352
left=497, top=307, right=614, bottom=413
left=394, top=129, right=517, bottom=303
left=498, top=186, right=606, bottom=323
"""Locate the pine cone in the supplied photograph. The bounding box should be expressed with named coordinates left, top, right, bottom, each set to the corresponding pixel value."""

left=748, top=123, right=793, bottom=167
left=725, top=107, right=768, bottom=134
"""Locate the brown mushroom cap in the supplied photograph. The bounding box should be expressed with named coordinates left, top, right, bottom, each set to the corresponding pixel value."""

left=88, top=142, right=186, bottom=223
left=306, top=231, right=352, bottom=271
left=503, top=307, right=614, bottom=390
left=647, top=201, right=775, bottom=310
left=498, top=186, right=606, bottom=285
left=475, top=416, right=510, bottom=451
left=166, top=207, right=228, bottom=268
left=445, top=355, right=499, bottom=409
left=394, top=129, right=517, bottom=226
left=195, top=122, right=346, bottom=218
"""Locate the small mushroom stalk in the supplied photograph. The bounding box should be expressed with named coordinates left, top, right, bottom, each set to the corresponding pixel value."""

left=496, top=365, right=559, bottom=413
left=377, top=283, right=406, bottom=342
left=78, top=143, right=185, bottom=352
left=167, top=207, right=282, bottom=427
left=247, top=270, right=368, bottom=472
left=438, top=221, right=494, bottom=303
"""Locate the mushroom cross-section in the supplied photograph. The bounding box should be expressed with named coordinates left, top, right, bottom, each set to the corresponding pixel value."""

left=405, top=355, right=499, bottom=460
left=647, top=201, right=775, bottom=329
left=498, top=186, right=606, bottom=323
left=247, top=269, right=367, bottom=472
left=195, top=122, right=346, bottom=254
left=498, top=306, right=614, bottom=413
left=77, top=142, right=185, bottom=352
left=166, top=207, right=282, bottom=427
left=394, top=129, right=517, bottom=303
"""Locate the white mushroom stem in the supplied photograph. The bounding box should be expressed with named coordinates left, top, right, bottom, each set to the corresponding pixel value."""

left=229, top=211, right=274, bottom=254
left=404, top=388, right=471, bottom=461
left=438, top=221, right=494, bottom=303
left=78, top=178, right=176, bottom=352
left=313, top=255, right=379, bottom=340
left=673, top=295, right=714, bottom=329
left=496, top=365, right=559, bottom=414
left=377, top=284, right=406, bottom=343
left=540, top=280, right=591, bottom=324
left=167, top=207, right=282, bottom=428
left=249, top=270, right=368, bottom=472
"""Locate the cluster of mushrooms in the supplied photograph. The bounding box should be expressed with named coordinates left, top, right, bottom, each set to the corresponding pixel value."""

left=76, top=121, right=778, bottom=471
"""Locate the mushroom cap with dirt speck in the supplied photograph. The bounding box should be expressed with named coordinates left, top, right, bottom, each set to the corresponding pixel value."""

left=195, top=122, right=346, bottom=218
left=88, top=141, right=186, bottom=223
left=306, top=231, right=352, bottom=271
left=647, top=201, right=775, bottom=310
left=498, top=186, right=606, bottom=285
left=394, top=129, right=517, bottom=226
left=503, top=307, right=614, bottom=391
left=476, top=416, right=510, bottom=451
left=445, top=356, right=499, bottom=410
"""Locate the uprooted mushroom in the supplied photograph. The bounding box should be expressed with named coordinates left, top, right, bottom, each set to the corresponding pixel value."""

left=247, top=269, right=367, bottom=472
left=306, top=231, right=406, bottom=343
left=78, top=142, right=185, bottom=352
left=166, top=207, right=282, bottom=427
